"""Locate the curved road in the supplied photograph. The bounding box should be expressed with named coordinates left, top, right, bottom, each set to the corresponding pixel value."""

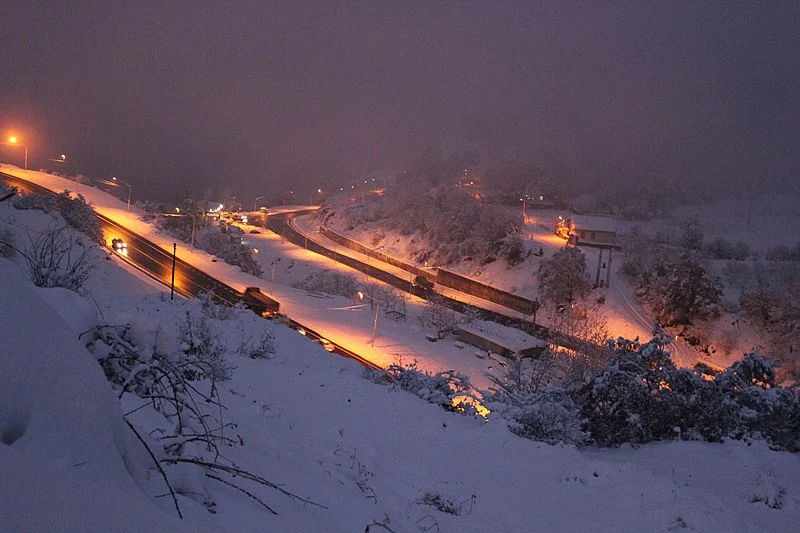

left=0, top=171, right=379, bottom=369
left=266, top=211, right=593, bottom=353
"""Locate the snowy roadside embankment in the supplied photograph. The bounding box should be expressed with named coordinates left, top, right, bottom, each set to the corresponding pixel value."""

left=0, top=261, right=196, bottom=532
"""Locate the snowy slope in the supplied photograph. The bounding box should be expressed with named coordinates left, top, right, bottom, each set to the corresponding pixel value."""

left=2, top=168, right=799, bottom=532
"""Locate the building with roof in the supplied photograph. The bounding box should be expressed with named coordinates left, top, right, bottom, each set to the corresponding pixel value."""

left=555, top=214, right=617, bottom=247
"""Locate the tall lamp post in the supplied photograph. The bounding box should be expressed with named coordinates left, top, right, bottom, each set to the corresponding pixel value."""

left=95, top=176, right=132, bottom=211
left=113, top=176, right=132, bottom=211
left=270, top=258, right=281, bottom=284
left=3, top=136, right=28, bottom=169
left=357, top=291, right=380, bottom=346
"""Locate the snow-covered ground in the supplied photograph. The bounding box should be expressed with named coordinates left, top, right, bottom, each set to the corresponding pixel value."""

left=2, top=169, right=799, bottom=532
left=0, top=165, right=525, bottom=388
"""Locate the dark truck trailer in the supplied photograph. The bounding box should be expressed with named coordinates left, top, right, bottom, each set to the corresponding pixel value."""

left=411, top=275, right=434, bottom=291
left=242, top=287, right=280, bottom=317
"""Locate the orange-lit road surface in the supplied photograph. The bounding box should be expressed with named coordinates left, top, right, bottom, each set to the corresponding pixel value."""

left=0, top=171, right=379, bottom=370
left=265, top=211, right=593, bottom=353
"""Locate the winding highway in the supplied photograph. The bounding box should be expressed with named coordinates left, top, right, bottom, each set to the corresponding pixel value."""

left=266, top=210, right=592, bottom=352
left=0, top=171, right=379, bottom=369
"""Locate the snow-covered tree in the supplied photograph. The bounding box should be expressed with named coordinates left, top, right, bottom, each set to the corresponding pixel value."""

left=420, top=294, right=456, bottom=339
left=640, top=253, right=722, bottom=326
left=195, top=227, right=263, bottom=277
left=538, top=246, right=590, bottom=306
left=577, top=332, right=702, bottom=446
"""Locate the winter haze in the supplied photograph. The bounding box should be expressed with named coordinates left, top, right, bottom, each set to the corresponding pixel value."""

left=1, top=1, right=798, bottom=201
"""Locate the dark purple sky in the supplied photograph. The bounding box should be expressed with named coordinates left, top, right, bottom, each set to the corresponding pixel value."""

left=1, top=1, right=798, bottom=202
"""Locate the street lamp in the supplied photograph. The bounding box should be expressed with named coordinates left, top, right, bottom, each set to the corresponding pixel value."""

left=113, top=176, right=132, bottom=212
left=254, top=195, right=267, bottom=211
left=357, top=291, right=380, bottom=346
left=270, top=258, right=281, bottom=284
left=95, top=176, right=132, bottom=211
left=3, top=136, right=28, bottom=169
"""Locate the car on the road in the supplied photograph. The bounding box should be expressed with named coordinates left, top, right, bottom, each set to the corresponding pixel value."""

left=317, top=338, right=336, bottom=352
left=412, top=275, right=434, bottom=291
left=249, top=229, right=261, bottom=234
left=111, top=238, right=127, bottom=252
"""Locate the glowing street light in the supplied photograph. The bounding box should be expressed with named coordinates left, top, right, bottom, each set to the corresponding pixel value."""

left=357, top=291, right=380, bottom=346
left=95, top=176, right=132, bottom=211
left=270, top=258, right=281, bottom=284
left=4, top=136, right=28, bottom=169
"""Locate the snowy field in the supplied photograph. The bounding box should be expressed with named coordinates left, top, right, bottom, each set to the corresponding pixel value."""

left=2, top=172, right=800, bottom=532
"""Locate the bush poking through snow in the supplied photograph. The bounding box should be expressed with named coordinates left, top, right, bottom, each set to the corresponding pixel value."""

left=366, top=361, right=477, bottom=413
left=23, top=224, right=96, bottom=293
left=14, top=190, right=102, bottom=244
left=237, top=331, right=277, bottom=360
left=292, top=270, right=360, bottom=298
left=85, top=323, right=321, bottom=518
left=576, top=332, right=800, bottom=450
left=485, top=386, right=586, bottom=445
left=0, top=226, right=15, bottom=257
left=178, top=311, right=235, bottom=382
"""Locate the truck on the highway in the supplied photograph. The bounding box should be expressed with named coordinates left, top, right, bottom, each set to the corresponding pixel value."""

left=411, top=275, right=434, bottom=291
left=241, top=286, right=280, bottom=317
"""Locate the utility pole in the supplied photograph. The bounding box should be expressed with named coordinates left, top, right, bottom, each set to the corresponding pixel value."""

left=170, top=243, right=177, bottom=300
left=371, top=302, right=379, bottom=346
left=605, top=247, right=613, bottom=289
left=595, top=248, right=604, bottom=288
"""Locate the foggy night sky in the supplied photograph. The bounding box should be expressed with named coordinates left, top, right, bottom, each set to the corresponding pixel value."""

left=1, top=1, right=798, bottom=202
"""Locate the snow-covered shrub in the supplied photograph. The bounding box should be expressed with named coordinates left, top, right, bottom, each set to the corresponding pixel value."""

left=577, top=333, right=703, bottom=446
left=714, top=352, right=800, bottom=451
left=14, top=190, right=102, bottom=244
left=485, top=386, right=586, bottom=445
left=366, top=361, right=477, bottom=413
left=13, top=191, right=55, bottom=211
left=155, top=212, right=198, bottom=245
left=53, top=192, right=102, bottom=244
left=765, top=243, right=800, bottom=262
left=292, top=270, right=360, bottom=298
left=577, top=335, right=800, bottom=450
left=680, top=218, right=704, bottom=250
left=237, top=331, right=276, bottom=360
left=0, top=226, right=15, bottom=257
left=178, top=311, right=234, bottom=382
left=704, top=238, right=750, bottom=260
left=498, top=233, right=525, bottom=266
left=24, top=224, right=96, bottom=293
left=750, top=470, right=786, bottom=509
left=195, top=226, right=263, bottom=277
left=84, top=322, right=313, bottom=517
left=198, top=290, right=236, bottom=320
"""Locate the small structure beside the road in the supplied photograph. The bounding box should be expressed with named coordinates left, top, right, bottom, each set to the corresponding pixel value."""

left=455, top=320, right=546, bottom=359
left=555, top=215, right=617, bottom=247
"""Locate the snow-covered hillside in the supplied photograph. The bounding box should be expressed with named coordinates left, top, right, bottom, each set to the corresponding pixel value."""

left=2, top=169, right=800, bottom=532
